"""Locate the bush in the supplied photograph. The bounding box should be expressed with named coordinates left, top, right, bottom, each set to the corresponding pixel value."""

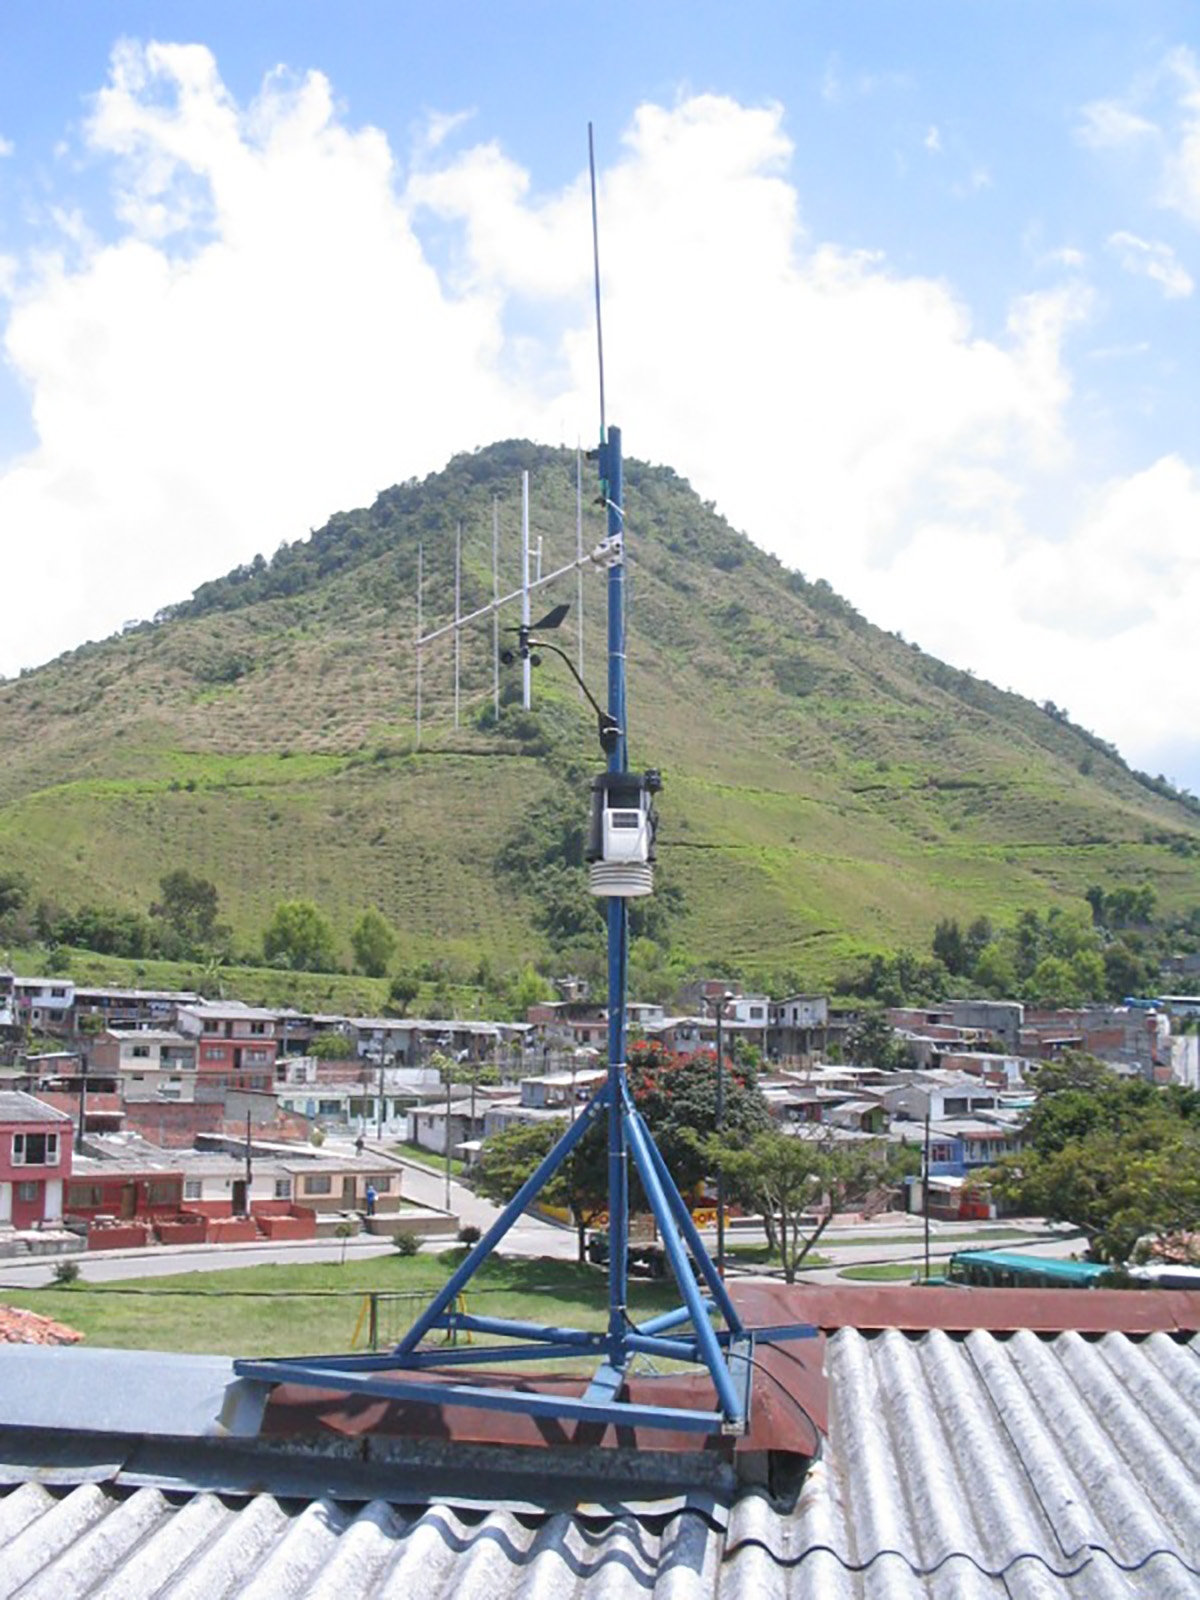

left=457, top=1224, right=482, bottom=1245
left=52, top=1258, right=81, bottom=1284
left=392, top=1231, right=419, bottom=1257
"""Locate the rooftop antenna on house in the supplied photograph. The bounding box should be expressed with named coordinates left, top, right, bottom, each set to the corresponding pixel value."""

left=235, top=127, right=813, bottom=1440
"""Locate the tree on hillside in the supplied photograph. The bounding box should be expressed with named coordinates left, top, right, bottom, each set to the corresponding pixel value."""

left=387, top=972, right=420, bottom=1016
left=151, top=869, right=225, bottom=954
left=262, top=900, right=338, bottom=972
left=351, top=907, right=397, bottom=978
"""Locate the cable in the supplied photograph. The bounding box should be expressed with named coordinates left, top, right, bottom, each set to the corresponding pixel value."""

left=742, top=1350, right=824, bottom=1461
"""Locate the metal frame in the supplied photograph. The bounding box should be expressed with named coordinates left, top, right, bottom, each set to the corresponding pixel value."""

left=235, top=427, right=813, bottom=1435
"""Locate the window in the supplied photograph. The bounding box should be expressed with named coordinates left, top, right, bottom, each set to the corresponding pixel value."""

left=371, top=1175, right=392, bottom=1192
left=318, top=1100, right=341, bottom=1115
left=610, top=811, right=640, bottom=828
left=131, top=1045, right=151, bottom=1059
left=304, top=1175, right=333, bottom=1195
left=183, top=1179, right=202, bottom=1200
left=750, top=1007, right=764, bottom=1020
left=203, top=1047, right=224, bottom=1061
left=274, top=1178, right=293, bottom=1199
left=250, top=1021, right=267, bottom=1035
left=147, top=1181, right=177, bottom=1205
left=930, top=1142, right=956, bottom=1163
left=13, top=1133, right=58, bottom=1166
left=67, top=1183, right=104, bottom=1207
left=944, top=1097, right=968, bottom=1114
left=16, top=1182, right=38, bottom=1202
left=203, top=1020, right=220, bottom=1033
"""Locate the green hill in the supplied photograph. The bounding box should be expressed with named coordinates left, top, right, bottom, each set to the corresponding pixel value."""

left=2, top=439, right=1198, bottom=988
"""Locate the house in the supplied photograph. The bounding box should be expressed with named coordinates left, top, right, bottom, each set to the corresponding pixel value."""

left=0, top=1091, right=73, bottom=1229
left=882, top=1070, right=1002, bottom=1124
left=0, top=969, right=15, bottom=1033
left=1021, top=1004, right=1171, bottom=1074
left=175, top=1002, right=279, bottom=1089
left=768, top=993, right=829, bottom=1059
left=88, top=1029, right=199, bottom=1100
left=72, top=986, right=199, bottom=1033
left=12, top=977, right=75, bottom=1035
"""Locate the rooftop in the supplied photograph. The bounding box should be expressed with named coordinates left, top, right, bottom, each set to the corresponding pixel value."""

left=0, top=1090, right=73, bottom=1124
left=0, top=1281, right=1197, bottom=1596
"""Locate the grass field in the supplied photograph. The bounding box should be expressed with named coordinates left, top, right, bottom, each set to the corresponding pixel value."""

left=3, top=443, right=1199, bottom=983
left=837, top=1263, right=939, bottom=1282
left=2, top=1253, right=683, bottom=1357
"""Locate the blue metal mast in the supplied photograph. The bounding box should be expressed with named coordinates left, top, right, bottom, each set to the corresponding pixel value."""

left=234, top=139, right=814, bottom=1434
left=598, top=425, right=629, bottom=1371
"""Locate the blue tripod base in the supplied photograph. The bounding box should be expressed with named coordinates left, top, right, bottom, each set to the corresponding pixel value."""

left=234, top=1078, right=815, bottom=1436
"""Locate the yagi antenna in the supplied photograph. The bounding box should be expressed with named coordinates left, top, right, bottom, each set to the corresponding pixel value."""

left=588, top=121, right=606, bottom=441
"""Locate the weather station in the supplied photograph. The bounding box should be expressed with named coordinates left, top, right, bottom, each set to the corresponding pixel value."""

left=233, top=129, right=816, bottom=1453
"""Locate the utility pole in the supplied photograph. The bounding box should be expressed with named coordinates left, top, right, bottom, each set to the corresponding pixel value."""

left=923, top=1108, right=932, bottom=1282
left=244, top=1110, right=253, bottom=1218
left=444, top=1055, right=453, bottom=1212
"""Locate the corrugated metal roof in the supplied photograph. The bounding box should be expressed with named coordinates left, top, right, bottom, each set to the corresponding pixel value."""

left=1, top=1328, right=1198, bottom=1595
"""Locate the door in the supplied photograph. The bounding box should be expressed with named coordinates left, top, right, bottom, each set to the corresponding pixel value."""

left=121, top=1182, right=137, bottom=1219
left=12, top=1180, right=41, bottom=1229
left=342, top=1176, right=357, bottom=1207
left=231, top=1179, right=248, bottom=1216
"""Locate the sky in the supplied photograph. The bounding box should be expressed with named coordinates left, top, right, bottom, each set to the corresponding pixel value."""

left=1, top=3, right=1200, bottom=792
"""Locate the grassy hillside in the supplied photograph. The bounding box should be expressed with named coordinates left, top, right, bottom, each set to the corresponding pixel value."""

left=2, top=439, right=1198, bottom=987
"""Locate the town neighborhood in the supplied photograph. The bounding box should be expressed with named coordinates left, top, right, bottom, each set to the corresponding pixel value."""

left=2, top=964, right=1196, bottom=1257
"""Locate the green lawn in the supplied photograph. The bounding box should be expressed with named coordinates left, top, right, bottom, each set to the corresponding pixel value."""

left=822, top=1227, right=1039, bottom=1248
left=3, top=1252, right=682, bottom=1357
left=837, top=1263, right=939, bottom=1282
left=393, top=1139, right=466, bottom=1177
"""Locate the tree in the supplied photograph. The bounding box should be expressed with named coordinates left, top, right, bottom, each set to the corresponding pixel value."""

left=845, top=1011, right=908, bottom=1071
left=626, top=1045, right=771, bottom=1196
left=0, top=870, right=26, bottom=919
left=716, top=1133, right=898, bottom=1281
left=973, top=941, right=1017, bottom=995
left=474, top=1117, right=608, bottom=1262
left=932, top=918, right=967, bottom=976
left=262, top=899, right=338, bottom=972
left=387, top=972, right=420, bottom=1016
left=351, top=907, right=397, bottom=978
left=308, top=1030, right=356, bottom=1060
left=990, top=1057, right=1200, bottom=1262
left=151, top=870, right=224, bottom=954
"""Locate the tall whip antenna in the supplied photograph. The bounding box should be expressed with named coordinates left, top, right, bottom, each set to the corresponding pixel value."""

left=588, top=122, right=606, bottom=440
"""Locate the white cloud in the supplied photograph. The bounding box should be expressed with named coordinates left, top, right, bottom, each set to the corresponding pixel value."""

left=924, top=125, right=942, bottom=154
left=0, top=136, right=13, bottom=158
left=1, top=47, right=1198, bottom=788
left=1077, top=100, right=1157, bottom=149
left=1081, top=46, right=1200, bottom=227
left=1107, top=229, right=1194, bottom=297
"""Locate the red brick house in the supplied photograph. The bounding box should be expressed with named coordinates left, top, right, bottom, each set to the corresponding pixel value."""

left=175, top=1003, right=278, bottom=1090
left=0, top=1092, right=73, bottom=1230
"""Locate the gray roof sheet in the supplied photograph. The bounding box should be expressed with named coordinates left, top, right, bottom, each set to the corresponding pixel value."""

left=0, top=1328, right=1197, bottom=1595
left=0, top=1089, right=73, bottom=1123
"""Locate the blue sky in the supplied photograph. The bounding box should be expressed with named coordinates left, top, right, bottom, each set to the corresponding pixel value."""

left=2, top=3, right=1199, bottom=793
